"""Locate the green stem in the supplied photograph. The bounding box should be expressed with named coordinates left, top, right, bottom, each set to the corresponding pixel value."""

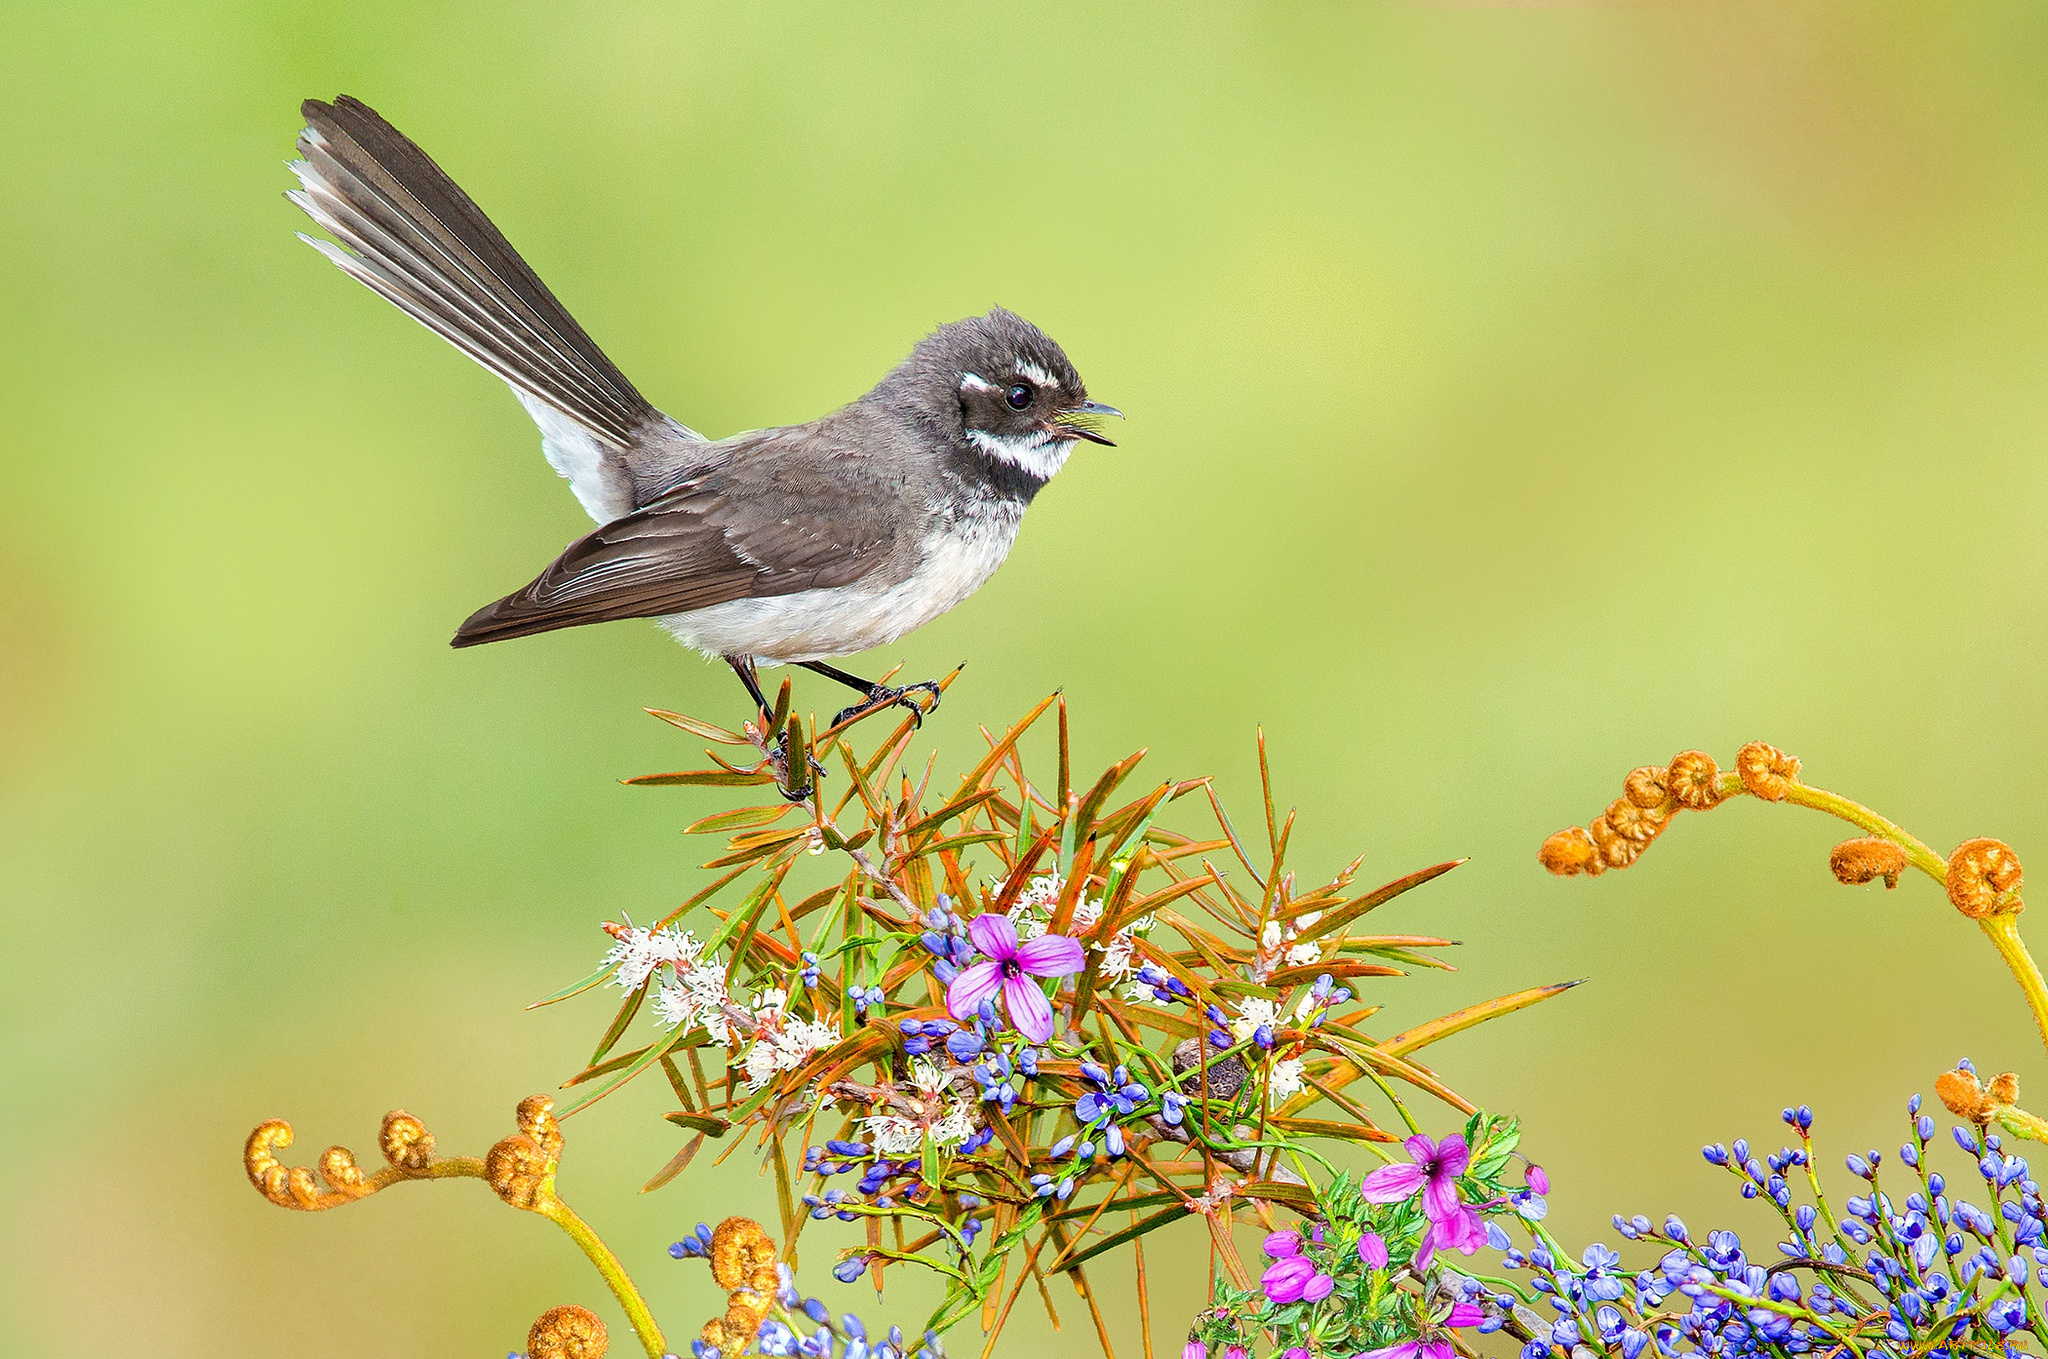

left=1724, top=772, right=2048, bottom=1061
left=1759, top=778, right=1947, bottom=882
left=540, top=1188, right=668, bottom=1358
left=1977, top=913, right=2048, bottom=1061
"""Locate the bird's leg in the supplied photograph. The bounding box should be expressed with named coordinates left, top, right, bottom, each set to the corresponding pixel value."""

left=725, top=654, right=775, bottom=727
left=725, top=654, right=813, bottom=802
left=801, top=661, right=943, bottom=730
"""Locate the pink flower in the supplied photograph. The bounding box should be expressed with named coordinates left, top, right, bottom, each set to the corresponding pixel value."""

left=1263, top=1230, right=1302, bottom=1257
left=1353, top=1292, right=1483, bottom=1359
left=1226, top=1347, right=1248, bottom=1359
left=944, top=914, right=1084, bottom=1043
left=1361, top=1132, right=1484, bottom=1269
left=1182, top=1343, right=1207, bottom=1359
left=1260, top=1254, right=1317, bottom=1303
left=1355, top=1345, right=1451, bottom=1359
left=1357, top=1231, right=1389, bottom=1269
left=1282, top=1349, right=1310, bottom=1359
left=1524, top=1162, right=1550, bottom=1195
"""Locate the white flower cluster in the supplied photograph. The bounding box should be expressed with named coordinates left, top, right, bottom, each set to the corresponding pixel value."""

left=652, top=956, right=733, bottom=1044
left=603, top=924, right=739, bottom=1045
left=1260, top=911, right=1326, bottom=970
left=740, top=1014, right=838, bottom=1090
left=603, top=923, right=702, bottom=992
left=859, top=1101, right=978, bottom=1156
left=603, top=923, right=839, bottom=1091
left=1222, top=999, right=1308, bottom=1101
left=1229, top=997, right=1281, bottom=1044
left=849, top=1061, right=979, bottom=1155
left=860, top=1114, right=925, bottom=1156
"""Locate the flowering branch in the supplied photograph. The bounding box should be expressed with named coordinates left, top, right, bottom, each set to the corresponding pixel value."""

left=1538, top=741, right=2048, bottom=1058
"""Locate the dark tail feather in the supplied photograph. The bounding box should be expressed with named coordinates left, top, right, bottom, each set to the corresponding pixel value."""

left=450, top=594, right=575, bottom=647
left=290, top=95, right=654, bottom=449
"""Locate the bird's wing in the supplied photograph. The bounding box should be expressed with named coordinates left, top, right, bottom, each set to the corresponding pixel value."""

left=450, top=431, right=901, bottom=647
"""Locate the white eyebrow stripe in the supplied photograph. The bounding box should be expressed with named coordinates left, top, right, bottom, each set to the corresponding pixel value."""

left=959, top=372, right=995, bottom=393
left=1015, top=361, right=1055, bottom=388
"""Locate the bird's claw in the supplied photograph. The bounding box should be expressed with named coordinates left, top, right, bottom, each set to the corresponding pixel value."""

left=767, top=724, right=823, bottom=802
left=832, top=679, right=943, bottom=731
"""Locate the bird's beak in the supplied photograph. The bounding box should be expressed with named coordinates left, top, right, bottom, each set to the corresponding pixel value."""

left=1051, top=401, right=1124, bottom=447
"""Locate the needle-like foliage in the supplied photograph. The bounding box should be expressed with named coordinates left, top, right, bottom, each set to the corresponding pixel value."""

left=543, top=688, right=1576, bottom=1354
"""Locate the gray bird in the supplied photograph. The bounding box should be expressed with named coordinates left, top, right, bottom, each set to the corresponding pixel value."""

left=287, top=95, right=1118, bottom=736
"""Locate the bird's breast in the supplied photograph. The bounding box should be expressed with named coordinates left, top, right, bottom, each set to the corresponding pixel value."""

left=656, top=500, right=1025, bottom=664
left=902, top=500, right=1026, bottom=620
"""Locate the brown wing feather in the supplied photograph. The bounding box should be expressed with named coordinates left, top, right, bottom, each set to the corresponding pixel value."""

left=450, top=432, right=900, bottom=647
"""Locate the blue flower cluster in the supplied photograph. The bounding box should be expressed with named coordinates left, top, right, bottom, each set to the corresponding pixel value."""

left=1075, top=1060, right=1149, bottom=1126
left=915, top=900, right=974, bottom=986
left=755, top=1306, right=944, bottom=1359
left=1489, top=1068, right=2048, bottom=1357
left=802, top=1137, right=954, bottom=1211
left=1130, top=961, right=1192, bottom=1006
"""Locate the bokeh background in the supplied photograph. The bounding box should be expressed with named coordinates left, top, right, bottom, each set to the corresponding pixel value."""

left=7, top=1, right=2048, bottom=1354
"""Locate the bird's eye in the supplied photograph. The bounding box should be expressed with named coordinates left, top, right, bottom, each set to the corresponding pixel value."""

left=1005, top=383, right=1032, bottom=411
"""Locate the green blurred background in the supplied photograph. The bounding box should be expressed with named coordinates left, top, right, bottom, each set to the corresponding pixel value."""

left=7, top=1, right=2048, bottom=1353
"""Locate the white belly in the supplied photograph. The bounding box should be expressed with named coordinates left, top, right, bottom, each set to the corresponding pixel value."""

left=657, top=510, right=1022, bottom=664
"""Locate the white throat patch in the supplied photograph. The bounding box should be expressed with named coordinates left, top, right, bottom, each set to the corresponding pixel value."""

left=965, top=428, right=1072, bottom=482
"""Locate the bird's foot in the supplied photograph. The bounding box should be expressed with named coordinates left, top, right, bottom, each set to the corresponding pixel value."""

left=832, top=679, right=943, bottom=731
left=771, top=727, right=826, bottom=803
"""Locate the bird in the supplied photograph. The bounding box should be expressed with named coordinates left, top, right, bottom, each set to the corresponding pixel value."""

left=286, top=95, right=1119, bottom=742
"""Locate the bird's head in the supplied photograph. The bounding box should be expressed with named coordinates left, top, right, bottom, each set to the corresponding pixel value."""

left=892, top=308, right=1121, bottom=485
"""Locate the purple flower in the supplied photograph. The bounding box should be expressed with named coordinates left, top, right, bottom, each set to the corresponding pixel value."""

left=1354, top=1301, right=1479, bottom=1359
left=1283, top=1350, right=1310, bottom=1359
left=1263, top=1231, right=1301, bottom=1258
left=945, top=914, right=1084, bottom=1043
left=1182, top=1343, right=1206, bottom=1359
left=1357, top=1231, right=1389, bottom=1269
left=1299, top=1271, right=1334, bottom=1302
left=1225, top=1348, right=1247, bottom=1359
left=1260, top=1254, right=1317, bottom=1303
left=1524, top=1162, right=1549, bottom=1195
left=1362, top=1133, right=1484, bottom=1268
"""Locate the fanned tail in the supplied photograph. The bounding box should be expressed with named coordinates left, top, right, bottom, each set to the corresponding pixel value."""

left=288, top=95, right=655, bottom=453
